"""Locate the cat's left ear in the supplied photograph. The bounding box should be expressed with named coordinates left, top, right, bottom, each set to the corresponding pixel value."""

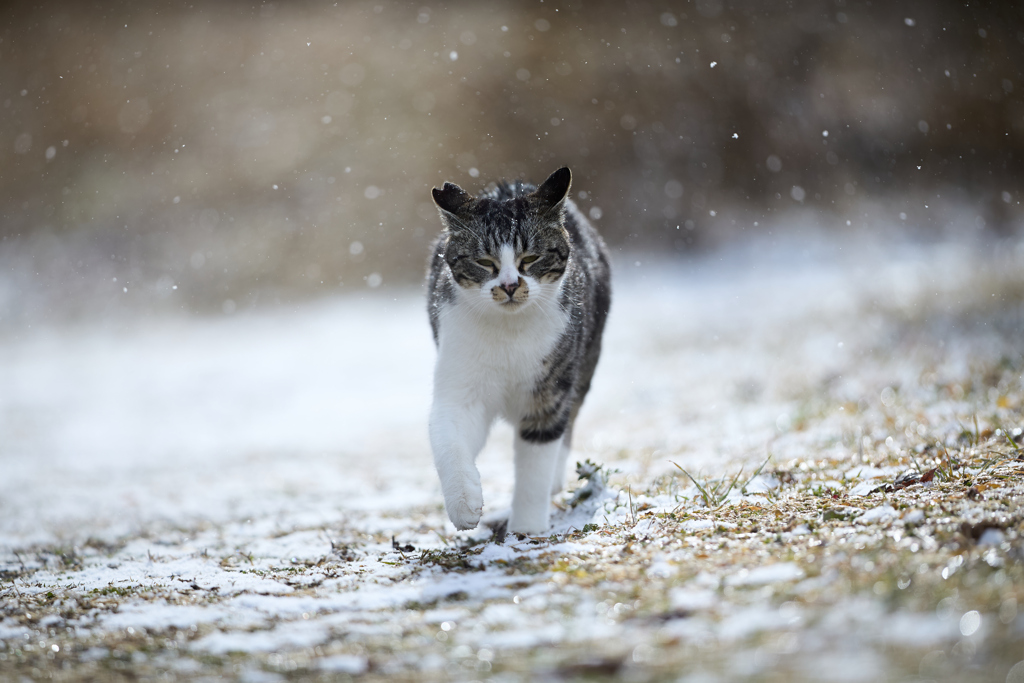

left=532, top=167, right=572, bottom=215
left=431, top=182, right=472, bottom=217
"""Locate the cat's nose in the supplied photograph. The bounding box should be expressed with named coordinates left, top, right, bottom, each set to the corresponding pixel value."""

left=501, top=280, right=519, bottom=297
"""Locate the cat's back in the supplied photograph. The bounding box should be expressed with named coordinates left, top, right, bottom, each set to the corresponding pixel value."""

left=560, top=199, right=611, bottom=348
left=564, top=200, right=610, bottom=288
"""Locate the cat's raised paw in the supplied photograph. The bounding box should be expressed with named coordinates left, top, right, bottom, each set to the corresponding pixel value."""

left=444, top=487, right=484, bottom=530
left=447, top=501, right=482, bottom=530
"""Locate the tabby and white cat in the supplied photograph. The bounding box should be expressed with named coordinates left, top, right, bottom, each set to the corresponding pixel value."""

left=426, top=167, right=611, bottom=535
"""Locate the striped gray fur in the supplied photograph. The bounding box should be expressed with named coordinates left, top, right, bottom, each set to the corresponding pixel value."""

left=426, top=167, right=611, bottom=446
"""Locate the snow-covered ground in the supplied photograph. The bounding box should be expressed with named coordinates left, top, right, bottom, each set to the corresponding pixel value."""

left=2, top=236, right=1023, bottom=681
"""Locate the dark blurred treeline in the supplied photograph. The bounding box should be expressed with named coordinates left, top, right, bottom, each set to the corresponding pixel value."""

left=0, top=0, right=1022, bottom=317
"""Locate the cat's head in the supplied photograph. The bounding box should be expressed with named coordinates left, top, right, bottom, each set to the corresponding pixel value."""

left=431, top=167, right=572, bottom=313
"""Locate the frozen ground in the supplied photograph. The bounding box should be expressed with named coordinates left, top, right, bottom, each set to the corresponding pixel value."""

left=2, top=236, right=1023, bottom=682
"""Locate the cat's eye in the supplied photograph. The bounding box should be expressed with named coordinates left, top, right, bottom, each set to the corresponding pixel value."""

left=476, top=259, right=496, bottom=269
left=520, top=255, right=539, bottom=265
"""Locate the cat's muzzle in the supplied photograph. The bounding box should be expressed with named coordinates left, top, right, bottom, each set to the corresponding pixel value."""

left=491, top=277, right=529, bottom=306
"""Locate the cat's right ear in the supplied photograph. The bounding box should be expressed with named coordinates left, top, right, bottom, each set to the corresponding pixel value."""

left=532, top=167, right=572, bottom=215
left=431, top=182, right=472, bottom=220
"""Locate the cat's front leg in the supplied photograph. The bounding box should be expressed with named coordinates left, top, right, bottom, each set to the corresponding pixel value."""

left=429, top=399, right=489, bottom=530
left=509, top=433, right=561, bottom=534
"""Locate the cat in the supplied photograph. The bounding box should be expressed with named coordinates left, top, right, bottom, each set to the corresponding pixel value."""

left=426, top=167, right=611, bottom=535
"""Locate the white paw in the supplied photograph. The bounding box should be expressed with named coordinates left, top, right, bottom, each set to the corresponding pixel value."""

left=444, top=484, right=483, bottom=530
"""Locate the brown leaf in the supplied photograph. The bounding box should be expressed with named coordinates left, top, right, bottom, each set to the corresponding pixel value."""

left=892, top=470, right=922, bottom=490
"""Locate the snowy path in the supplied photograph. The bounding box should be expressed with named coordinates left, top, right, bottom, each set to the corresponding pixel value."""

left=2, top=238, right=1022, bottom=681
left=0, top=239, right=933, bottom=542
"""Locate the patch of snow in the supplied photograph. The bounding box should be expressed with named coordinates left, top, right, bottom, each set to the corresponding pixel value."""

left=192, top=620, right=330, bottom=654
left=857, top=505, right=898, bottom=525
left=851, top=466, right=890, bottom=479
left=793, top=570, right=838, bottom=595
left=632, top=517, right=661, bottom=536
left=797, top=650, right=884, bottom=682
left=0, top=621, right=30, bottom=640
left=164, top=657, right=204, bottom=673
left=476, top=602, right=523, bottom=626
left=725, top=562, right=805, bottom=587
left=79, top=647, right=110, bottom=662
left=876, top=611, right=961, bottom=647
left=229, top=594, right=329, bottom=618
left=419, top=572, right=520, bottom=604
left=476, top=543, right=518, bottom=563
left=977, top=528, right=1006, bottom=546
left=669, top=588, right=718, bottom=612
left=692, top=571, right=721, bottom=589
left=902, top=509, right=925, bottom=524
left=421, top=607, right=468, bottom=624
left=316, top=654, right=369, bottom=674
left=718, top=605, right=800, bottom=640
left=849, top=481, right=877, bottom=496
left=647, top=559, right=676, bottom=578
left=472, top=623, right=565, bottom=649
left=238, top=668, right=285, bottom=683
left=100, top=603, right=257, bottom=633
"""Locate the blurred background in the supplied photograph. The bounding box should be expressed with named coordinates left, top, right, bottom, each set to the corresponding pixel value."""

left=1, top=0, right=1022, bottom=322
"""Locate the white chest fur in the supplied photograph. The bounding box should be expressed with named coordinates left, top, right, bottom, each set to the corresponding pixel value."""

left=433, top=293, right=568, bottom=418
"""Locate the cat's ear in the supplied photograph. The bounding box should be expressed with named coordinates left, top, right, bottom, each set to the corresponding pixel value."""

left=532, top=167, right=572, bottom=214
left=431, top=182, right=472, bottom=218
